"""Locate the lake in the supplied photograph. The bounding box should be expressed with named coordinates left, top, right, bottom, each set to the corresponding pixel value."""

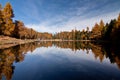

left=0, top=41, right=120, bottom=80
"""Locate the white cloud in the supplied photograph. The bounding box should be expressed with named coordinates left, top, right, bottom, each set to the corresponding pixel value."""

left=23, top=0, right=120, bottom=33
left=26, top=11, right=119, bottom=33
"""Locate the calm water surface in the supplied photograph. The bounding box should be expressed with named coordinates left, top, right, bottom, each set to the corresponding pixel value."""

left=0, top=41, right=120, bottom=80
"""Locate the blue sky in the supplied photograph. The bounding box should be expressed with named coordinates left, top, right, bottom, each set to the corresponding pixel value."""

left=0, top=0, right=120, bottom=33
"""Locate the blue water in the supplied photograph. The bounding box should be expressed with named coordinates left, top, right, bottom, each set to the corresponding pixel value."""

left=10, top=46, right=120, bottom=80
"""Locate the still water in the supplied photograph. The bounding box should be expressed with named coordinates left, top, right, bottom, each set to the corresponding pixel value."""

left=0, top=41, right=120, bottom=80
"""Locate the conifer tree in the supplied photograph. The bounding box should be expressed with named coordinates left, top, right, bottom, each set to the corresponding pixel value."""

left=2, top=2, right=15, bottom=36
left=0, top=4, right=4, bottom=35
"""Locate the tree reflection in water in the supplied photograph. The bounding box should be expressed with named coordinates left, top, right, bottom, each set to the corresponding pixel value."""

left=0, top=41, right=120, bottom=80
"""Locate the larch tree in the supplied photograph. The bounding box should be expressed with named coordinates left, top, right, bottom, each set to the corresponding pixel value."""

left=86, top=27, right=90, bottom=40
left=14, top=20, right=26, bottom=39
left=0, top=4, right=3, bottom=23
left=0, top=4, right=4, bottom=35
left=3, top=2, right=14, bottom=19
left=91, top=23, right=100, bottom=39
left=99, top=20, right=104, bottom=36
left=2, top=2, right=15, bottom=36
left=116, top=13, right=120, bottom=28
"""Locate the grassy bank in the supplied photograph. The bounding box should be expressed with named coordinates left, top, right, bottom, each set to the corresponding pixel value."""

left=0, top=36, right=37, bottom=49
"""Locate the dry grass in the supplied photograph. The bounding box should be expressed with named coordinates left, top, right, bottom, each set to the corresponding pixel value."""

left=0, top=36, right=36, bottom=49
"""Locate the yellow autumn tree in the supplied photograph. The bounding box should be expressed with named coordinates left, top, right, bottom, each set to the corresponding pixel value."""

left=2, top=2, right=15, bottom=36
left=0, top=4, right=4, bottom=35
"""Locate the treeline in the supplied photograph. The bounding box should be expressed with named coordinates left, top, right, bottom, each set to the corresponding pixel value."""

left=92, top=14, right=120, bottom=42
left=0, top=3, right=52, bottom=39
left=53, top=27, right=90, bottom=40
left=53, top=14, right=120, bottom=43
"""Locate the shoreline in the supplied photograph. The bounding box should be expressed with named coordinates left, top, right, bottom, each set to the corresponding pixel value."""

left=0, top=40, right=37, bottom=49
left=0, top=36, right=110, bottom=49
left=0, top=36, right=38, bottom=49
left=0, top=39, right=92, bottom=49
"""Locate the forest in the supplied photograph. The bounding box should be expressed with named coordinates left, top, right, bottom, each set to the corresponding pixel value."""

left=53, top=15, right=120, bottom=44
left=0, top=3, right=120, bottom=44
left=0, top=3, right=52, bottom=39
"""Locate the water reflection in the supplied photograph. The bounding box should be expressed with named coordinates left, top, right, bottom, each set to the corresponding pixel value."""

left=0, top=43, right=40, bottom=80
left=0, top=41, right=120, bottom=80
